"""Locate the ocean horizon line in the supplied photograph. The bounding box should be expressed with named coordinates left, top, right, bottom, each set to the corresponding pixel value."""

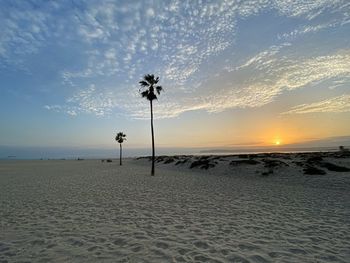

left=1, top=145, right=348, bottom=160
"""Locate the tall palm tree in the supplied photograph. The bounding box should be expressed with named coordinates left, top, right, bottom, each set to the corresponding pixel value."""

left=139, top=74, right=163, bottom=176
left=115, top=132, right=126, bottom=166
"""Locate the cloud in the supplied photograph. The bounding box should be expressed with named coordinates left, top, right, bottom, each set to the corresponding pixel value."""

left=0, top=1, right=61, bottom=67
left=45, top=84, right=119, bottom=117
left=60, top=41, right=350, bottom=119
left=65, top=84, right=116, bottom=116
left=2, top=1, right=349, bottom=119
left=44, top=104, right=78, bottom=117
left=1, top=0, right=346, bottom=70
left=60, top=0, right=346, bottom=85
left=57, top=47, right=350, bottom=119
left=282, top=94, right=350, bottom=114
left=146, top=8, right=155, bottom=18
left=190, top=48, right=350, bottom=114
left=44, top=105, right=62, bottom=111
left=278, top=22, right=337, bottom=41
left=235, top=43, right=291, bottom=71
left=121, top=49, right=350, bottom=118
left=328, top=77, right=350, bottom=90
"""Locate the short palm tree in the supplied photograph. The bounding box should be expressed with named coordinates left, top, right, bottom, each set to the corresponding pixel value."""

left=139, top=74, right=163, bottom=175
left=115, top=132, right=126, bottom=165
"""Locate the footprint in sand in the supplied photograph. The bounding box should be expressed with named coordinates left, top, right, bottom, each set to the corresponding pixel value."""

left=0, top=244, right=10, bottom=253
left=193, top=240, right=209, bottom=249
left=238, top=243, right=259, bottom=251
left=155, top=241, right=169, bottom=249
left=249, top=254, right=269, bottom=263
left=46, top=243, right=56, bottom=249
left=66, top=238, right=84, bottom=247
left=131, top=245, right=143, bottom=252
left=227, top=255, right=250, bottom=263
left=193, top=254, right=211, bottom=261
left=289, top=248, right=307, bottom=255
left=87, top=245, right=99, bottom=252
left=113, top=237, right=127, bottom=246
left=177, top=247, right=190, bottom=255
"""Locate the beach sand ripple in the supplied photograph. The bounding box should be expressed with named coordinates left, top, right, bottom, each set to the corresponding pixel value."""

left=1, top=157, right=349, bottom=262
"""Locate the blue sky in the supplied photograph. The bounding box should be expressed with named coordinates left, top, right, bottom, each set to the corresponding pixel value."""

left=1, top=0, right=350, bottom=158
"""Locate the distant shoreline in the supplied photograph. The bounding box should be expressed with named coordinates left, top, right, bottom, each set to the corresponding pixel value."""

left=1, top=148, right=348, bottom=161
left=1, top=144, right=349, bottom=161
left=199, top=146, right=348, bottom=154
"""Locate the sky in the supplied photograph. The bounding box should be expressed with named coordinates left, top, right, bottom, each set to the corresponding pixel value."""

left=1, top=0, right=350, bottom=158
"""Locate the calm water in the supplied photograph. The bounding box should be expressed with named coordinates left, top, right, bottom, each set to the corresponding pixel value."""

left=0, top=145, right=342, bottom=160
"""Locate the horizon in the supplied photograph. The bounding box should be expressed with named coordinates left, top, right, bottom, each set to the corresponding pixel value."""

left=1, top=1, right=350, bottom=157
left=0, top=146, right=346, bottom=160
left=1, top=136, right=349, bottom=160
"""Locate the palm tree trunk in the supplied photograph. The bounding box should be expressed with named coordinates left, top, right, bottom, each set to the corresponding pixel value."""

left=120, top=143, right=122, bottom=166
left=150, top=100, right=155, bottom=175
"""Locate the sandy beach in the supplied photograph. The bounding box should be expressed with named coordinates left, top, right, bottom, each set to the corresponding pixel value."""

left=0, top=153, right=350, bottom=262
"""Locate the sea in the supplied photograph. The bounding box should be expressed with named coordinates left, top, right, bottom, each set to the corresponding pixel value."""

left=0, top=145, right=345, bottom=160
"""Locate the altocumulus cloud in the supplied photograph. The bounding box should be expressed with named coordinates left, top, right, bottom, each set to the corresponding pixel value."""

left=282, top=94, right=350, bottom=114
left=1, top=0, right=349, bottom=118
left=212, top=49, right=350, bottom=110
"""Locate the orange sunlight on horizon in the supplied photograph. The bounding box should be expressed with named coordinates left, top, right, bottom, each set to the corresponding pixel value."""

left=153, top=111, right=350, bottom=149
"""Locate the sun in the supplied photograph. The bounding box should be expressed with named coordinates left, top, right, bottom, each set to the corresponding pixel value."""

left=275, top=140, right=281, bottom=146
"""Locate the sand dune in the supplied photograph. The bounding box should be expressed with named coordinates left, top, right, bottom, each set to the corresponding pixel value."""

left=1, top=155, right=349, bottom=262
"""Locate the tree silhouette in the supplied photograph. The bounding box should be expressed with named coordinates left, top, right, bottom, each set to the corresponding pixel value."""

left=115, top=132, right=126, bottom=166
left=139, top=74, right=163, bottom=175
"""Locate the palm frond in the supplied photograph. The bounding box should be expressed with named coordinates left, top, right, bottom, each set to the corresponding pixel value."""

left=115, top=131, right=127, bottom=143
left=139, top=74, right=162, bottom=100
left=141, top=90, right=149, bottom=98
left=139, top=80, right=149, bottom=87
left=155, top=85, right=163, bottom=95
left=144, top=74, right=155, bottom=85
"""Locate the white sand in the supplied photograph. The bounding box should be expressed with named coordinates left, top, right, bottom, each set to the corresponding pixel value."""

left=0, top=158, right=349, bottom=262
